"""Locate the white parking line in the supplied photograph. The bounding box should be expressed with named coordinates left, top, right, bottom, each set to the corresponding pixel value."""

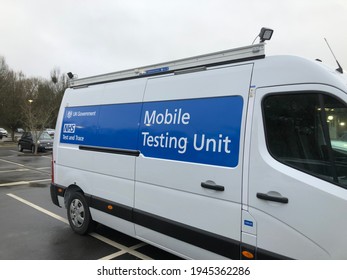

left=0, top=178, right=51, bottom=187
left=0, top=157, right=51, bottom=176
left=35, top=167, right=51, bottom=170
left=0, top=181, right=29, bottom=187
left=6, top=193, right=151, bottom=260
left=90, top=233, right=152, bottom=260
left=7, top=193, right=69, bottom=224
left=0, top=158, right=25, bottom=167
left=98, top=243, right=149, bottom=260
left=42, top=155, right=52, bottom=159
left=0, top=168, right=30, bottom=173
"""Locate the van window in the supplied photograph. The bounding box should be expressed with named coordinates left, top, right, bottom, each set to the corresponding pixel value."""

left=263, top=92, right=347, bottom=188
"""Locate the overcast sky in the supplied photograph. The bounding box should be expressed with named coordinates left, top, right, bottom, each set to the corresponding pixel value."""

left=1, top=0, right=347, bottom=79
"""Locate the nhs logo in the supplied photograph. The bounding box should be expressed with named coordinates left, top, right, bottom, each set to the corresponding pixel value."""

left=63, top=124, right=76, bottom=133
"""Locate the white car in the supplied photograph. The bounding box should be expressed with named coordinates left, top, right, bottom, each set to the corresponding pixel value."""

left=0, top=128, right=8, bottom=137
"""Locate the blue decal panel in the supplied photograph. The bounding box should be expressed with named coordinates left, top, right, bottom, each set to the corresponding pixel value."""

left=61, top=106, right=99, bottom=146
left=139, top=96, right=243, bottom=167
left=60, top=104, right=141, bottom=150
left=60, top=96, right=243, bottom=167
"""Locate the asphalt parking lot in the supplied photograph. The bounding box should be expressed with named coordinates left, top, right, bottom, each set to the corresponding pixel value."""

left=0, top=143, right=181, bottom=260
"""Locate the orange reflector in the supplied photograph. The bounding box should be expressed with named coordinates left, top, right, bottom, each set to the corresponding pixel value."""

left=242, top=250, right=254, bottom=259
left=107, top=205, right=113, bottom=210
left=58, top=188, right=63, bottom=193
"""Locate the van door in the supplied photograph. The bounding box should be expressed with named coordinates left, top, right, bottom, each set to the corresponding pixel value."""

left=248, top=85, right=347, bottom=259
left=134, top=63, right=253, bottom=259
left=56, top=80, right=146, bottom=236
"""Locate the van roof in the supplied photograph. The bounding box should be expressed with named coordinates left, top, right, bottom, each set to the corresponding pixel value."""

left=252, top=55, right=347, bottom=92
left=68, top=43, right=347, bottom=94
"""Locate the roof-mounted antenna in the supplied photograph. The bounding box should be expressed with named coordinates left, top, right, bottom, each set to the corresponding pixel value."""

left=324, top=38, right=343, bottom=74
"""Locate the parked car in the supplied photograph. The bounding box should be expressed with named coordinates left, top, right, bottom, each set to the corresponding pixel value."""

left=45, top=128, right=55, bottom=138
left=0, top=128, right=8, bottom=137
left=18, top=131, right=53, bottom=153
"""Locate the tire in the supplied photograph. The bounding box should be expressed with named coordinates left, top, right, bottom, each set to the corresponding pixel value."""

left=18, top=144, right=23, bottom=152
left=67, top=192, right=95, bottom=235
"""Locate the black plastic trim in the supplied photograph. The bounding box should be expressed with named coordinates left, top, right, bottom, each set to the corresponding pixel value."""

left=201, top=181, right=225, bottom=191
left=90, top=196, right=133, bottom=222
left=133, top=209, right=240, bottom=259
left=51, top=185, right=290, bottom=259
left=79, top=145, right=140, bottom=157
left=256, top=192, right=289, bottom=203
left=256, top=247, right=292, bottom=260
left=50, top=183, right=60, bottom=207
left=86, top=194, right=240, bottom=259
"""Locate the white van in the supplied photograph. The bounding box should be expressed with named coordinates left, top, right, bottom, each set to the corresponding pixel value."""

left=51, top=40, right=347, bottom=259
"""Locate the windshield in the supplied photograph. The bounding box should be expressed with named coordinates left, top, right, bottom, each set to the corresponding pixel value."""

left=39, top=132, right=52, bottom=140
left=31, top=131, right=52, bottom=141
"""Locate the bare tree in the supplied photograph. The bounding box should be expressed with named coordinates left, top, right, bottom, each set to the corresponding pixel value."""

left=49, top=67, right=68, bottom=126
left=21, top=79, right=61, bottom=154
left=0, top=56, right=9, bottom=89
left=1, top=56, right=67, bottom=149
left=0, top=56, right=10, bottom=122
left=0, top=70, right=28, bottom=140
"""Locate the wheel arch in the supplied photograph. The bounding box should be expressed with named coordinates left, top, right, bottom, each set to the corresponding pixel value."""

left=65, top=186, right=95, bottom=235
left=64, top=184, right=86, bottom=208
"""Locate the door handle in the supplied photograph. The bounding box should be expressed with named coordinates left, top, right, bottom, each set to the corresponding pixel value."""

left=256, top=192, right=289, bottom=204
left=201, top=180, right=225, bottom=191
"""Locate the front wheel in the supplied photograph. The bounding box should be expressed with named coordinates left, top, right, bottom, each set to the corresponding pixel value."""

left=67, top=192, right=95, bottom=235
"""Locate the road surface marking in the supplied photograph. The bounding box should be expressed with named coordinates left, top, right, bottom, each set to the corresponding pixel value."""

left=0, top=158, right=25, bottom=167
left=7, top=193, right=69, bottom=224
left=91, top=233, right=152, bottom=260
left=6, top=193, right=151, bottom=260
left=0, top=179, right=51, bottom=187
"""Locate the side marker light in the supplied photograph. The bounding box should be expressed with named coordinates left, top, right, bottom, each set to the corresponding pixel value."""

left=242, top=250, right=254, bottom=259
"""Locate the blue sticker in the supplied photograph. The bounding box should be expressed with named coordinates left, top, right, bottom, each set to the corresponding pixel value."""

left=60, top=104, right=141, bottom=150
left=60, top=95, right=243, bottom=167
left=145, top=67, right=169, bottom=75
left=139, top=96, right=243, bottom=167
left=244, top=220, right=253, bottom=227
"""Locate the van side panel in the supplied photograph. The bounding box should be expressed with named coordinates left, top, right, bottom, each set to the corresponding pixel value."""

left=134, top=64, right=253, bottom=258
